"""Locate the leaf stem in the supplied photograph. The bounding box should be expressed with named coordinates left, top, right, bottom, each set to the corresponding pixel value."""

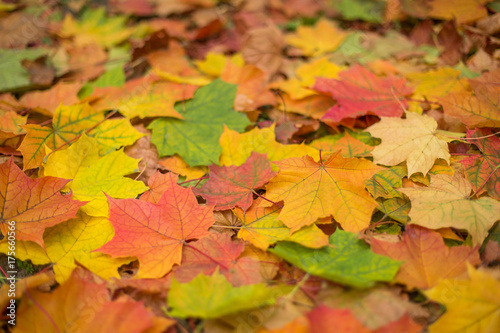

left=252, top=190, right=283, bottom=208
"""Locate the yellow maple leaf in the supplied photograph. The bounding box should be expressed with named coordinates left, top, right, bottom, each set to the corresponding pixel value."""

left=43, top=133, right=99, bottom=180
left=399, top=174, right=500, bottom=246
left=407, top=67, right=470, bottom=100
left=270, top=57, right=344, bottom=100
left=425, top=264, right=500, bottom=333
left=19, top=103, right=143, bottom=170
left=158, top=154, right=208, bottom=180
left=59, top=7, right=133, bottom=47
left=194, top=52, right=245, bottom=77
left=366, top=111, right=450, bottom=176
left=44, top=135, right=148, bottom=217
left=219, top=124, right=319, bottom=167
left=428, top=0, right=490, bottom=24
left=234, top=198, right=329, bottom=250
left=286, top=18, right=348, bottom=57
left=0, top=213, right=131, bottom=283
left=262, top=152, right=383, bottom=232
left=296, top=57, right=344, bottom=87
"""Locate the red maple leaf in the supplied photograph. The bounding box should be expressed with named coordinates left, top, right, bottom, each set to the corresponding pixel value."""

left=461, top=128, right=500, bottom=200
left=96, top=173, right=214, bottom=278
left=194, top=152, right=275, bottom=211
left=173, top=232, right=262, bottom=286
left=0, top=158, right=85, bottom=247
left=313, top=64, right=414, bottom=122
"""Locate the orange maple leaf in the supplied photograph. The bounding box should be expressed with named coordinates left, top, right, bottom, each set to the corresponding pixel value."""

left=0, top=158, right=85, bottom=248
left=16, top=268, right=173, bottom=332
left=371, top=225, right=480, bottom=289
left=440, top=69, right=500, bottom=128
left=97, top=173, right=214, bottom=278
left=262, top=152, right=383, bottom=232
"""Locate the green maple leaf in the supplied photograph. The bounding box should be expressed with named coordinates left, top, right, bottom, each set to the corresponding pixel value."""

left=270, top=230, right=402, bottom=288
left=148, top=79, right=250, bottom=167
left=168, top=270, right=291, bottom=319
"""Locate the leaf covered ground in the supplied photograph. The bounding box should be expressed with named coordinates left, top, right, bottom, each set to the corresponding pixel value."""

left=1, top=0, right=500, bottom=332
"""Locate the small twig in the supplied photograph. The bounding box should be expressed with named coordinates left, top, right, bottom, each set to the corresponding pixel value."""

left=390, top=87, right=408, bottom=113
left=134, top=162, right=147, bottom=181
left=252, top=190, right=283, bottom=208
left=281, top=273, right=310, bottom=304
left=210, top=225, right=242, bottom=229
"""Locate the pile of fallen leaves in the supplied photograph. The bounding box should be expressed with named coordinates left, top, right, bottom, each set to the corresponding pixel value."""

left=1, top=0, right=500, bottom=332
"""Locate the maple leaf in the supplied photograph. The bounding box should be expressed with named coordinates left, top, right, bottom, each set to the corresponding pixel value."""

left=0, top=158, right=85, bottom=248
left=221, top=62, right=276, bottom=111
left=173, top=232, right=262, bottom=286
left=371, top=225, right=480, bottom=289
left=425, top=264, right=500, bottom=333
left=19, top=103, right=143, bottom=170
left=440, top=69, right=500, bottom=128
left=59, top=7, right=133, bottom=47
left=406, top=67, right=470, bottom=100
left=306, top=306, right=370, bottom=333
left=96, top=173, right=214, bottom=278
left=365, top=166, right=406, bottom=199
left=44, top=212, right=134, bottom=283
left=148, top=42, right=211, bottom=86
left=4, top=210, right=135, bottom=283
left=18, top=81, right=82, bottom=116
left=219, top=124, right=319, bottom=168
left=461, top=129, right=500, bottom=200
left=194, top=152, right=275, bottom=211
left=428, top=0, right=490, bottom=24
left=399, top=174, right=500, bottom=246
left=366, top=111, right=450, bottom=176
left=270, top=230, right=401, bottom=288
left=194, top=52, right=244, bottom=77
left=310, top=132, right=374, bottom=158
left=44, top=135, right=148, bottom=217
left=0, top=110, right=26, bottom=140
left=158, top=154, right=208, bottom=181
left=92, top=76, right=197, bottom=119
left=168, top=270, right=291, bottom=319
left=278, top=93, right=334, bottom=119
left=319, top=285, right=416, bottom=330
left=234, top=198, right=329, bottom=250
left=314, top=65, right=413, bottom=122
left=16, top=269, right=172, bottom=333
left=270, top=57, right=343, bottom=100
left=149, top=79, right=250, bottom=167
left=262, top=152, right=382, bottom=232
left=285, top=18, right=347, bottom=57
